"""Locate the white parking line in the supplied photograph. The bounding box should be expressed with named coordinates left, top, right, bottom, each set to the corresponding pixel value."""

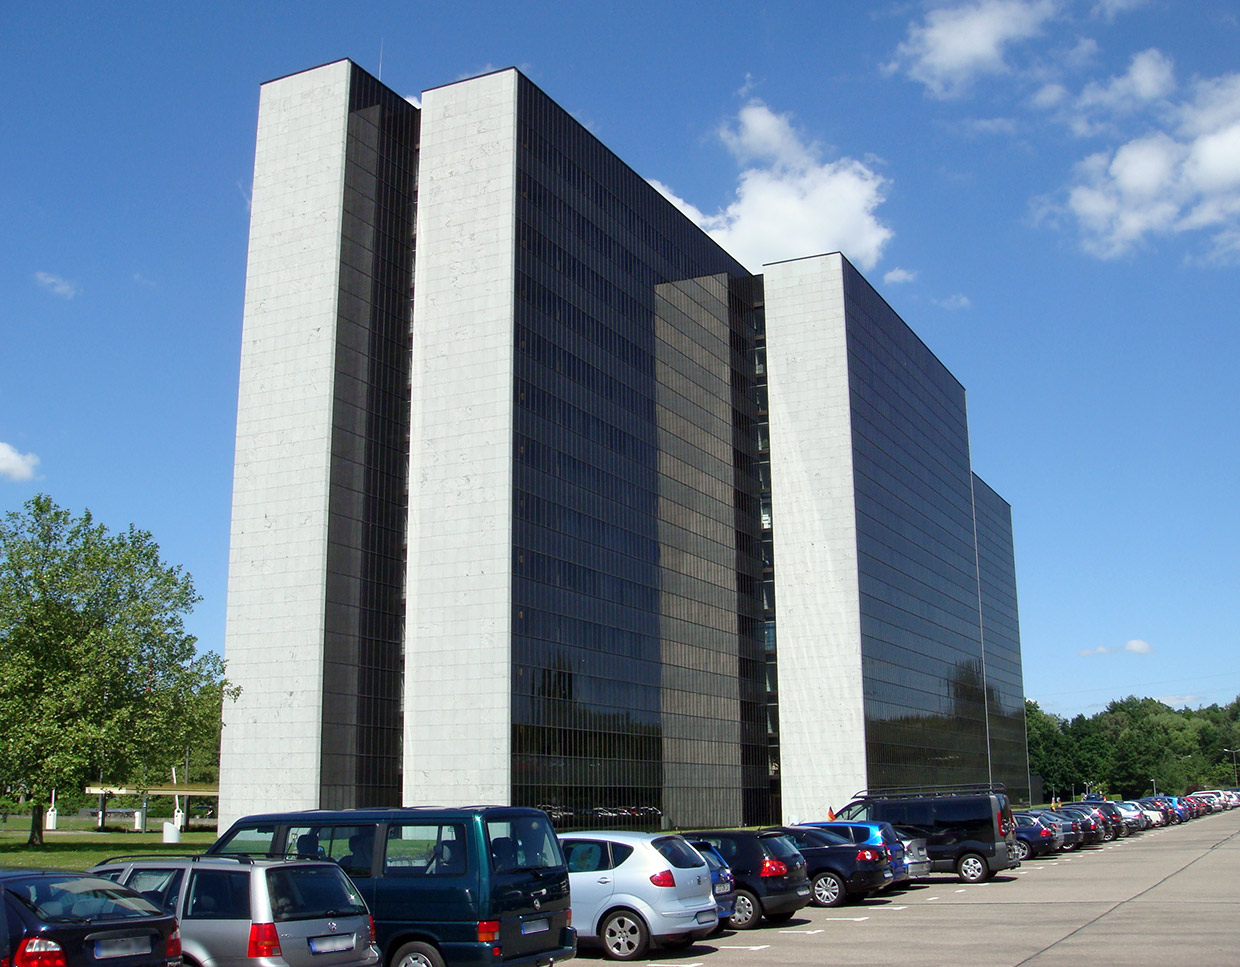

left=715, top=945, right=771, bottom=951
left=780, top=929, right=824, bottom=934
left=955, top=889, right=967, bottom=893
left=818, top=917, right=869, bottom=922
left=926, top=896, right=940, bottom=901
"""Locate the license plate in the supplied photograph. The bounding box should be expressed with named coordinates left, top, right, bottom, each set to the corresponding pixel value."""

left=714, top=882, right=731, bottom=895
left=696, top=910, right=716, bottom=924
left=521, top=918, right=549, bottom=935
left=796, top=885, right=810, bottom=896
left=95, top=937, right=151, bottom=959
left=309, top=935, right=356, bottom=954
left=883, top=870, right=893, bottom=879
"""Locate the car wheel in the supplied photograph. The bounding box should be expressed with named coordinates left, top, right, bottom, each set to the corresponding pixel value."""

left=391, top=942, right=445, bottom=967
left=811, top=871, right=846, bottom=907
left=1013, top=840, right=1030, bottom=862
left=600, top=910, right=650, bottom=961
left=727, top=889, right=762, bottom=930
left=957, top=853, right=990, bottom=883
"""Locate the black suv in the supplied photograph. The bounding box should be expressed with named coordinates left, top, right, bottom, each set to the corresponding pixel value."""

left=687, top=830, right=810, bottom=928
left=834, top=784, right=1018, bottom=883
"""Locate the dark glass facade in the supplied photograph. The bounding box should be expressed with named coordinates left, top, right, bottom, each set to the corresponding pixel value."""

left=509, top=76, right=769, bottom=827
left=320, top=65, right=419, bottom=807
left=973, top=473, right=1030, bottom=800
left=839, top=262, right=992, bottom=787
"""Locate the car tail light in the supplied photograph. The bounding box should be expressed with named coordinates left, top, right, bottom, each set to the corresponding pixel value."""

left=368, top=916, right=377, bottom=944
left=166, top=927, right=182, bottom=959
left=1040, top=827, right=1052, bottom=838
left=649, top=869, right=676, bottom=887
left=247, top=923, right=282, bottom=958
left=856, top=848, right=882, bottom=863
left=477, top=921, right=500, bottom=942
left=759, top=858, right=788, bottom=877
left=566, top=908, right=572, bottom=927
left=16, top=939, right=67, bottom=967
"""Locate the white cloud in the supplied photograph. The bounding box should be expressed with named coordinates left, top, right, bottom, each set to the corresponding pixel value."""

left=1091, top=0, right=1151, bottom=21
left=1124, top=638, right=1153, bottom=654
left=404, top=94, right=421, bottom=109
left=1073, top=48, right=1176, bottom=132
left=890, top=0, right=1058, bottom=98
left=653, top=101, right=893, bottom=272
left=934, top=293, right=972, bottom=309
left=884, top=267, right=918, bottom=284
left=35, top=271, right=79, bottom=299
left=1078, top=645, right=1110, bottom=656
left=1055, top=70, right=1240, bottom=259
left=0, top=443, right=40, bottom=482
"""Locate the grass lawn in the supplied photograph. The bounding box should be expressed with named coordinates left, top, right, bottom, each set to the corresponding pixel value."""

left=0, top=829, right=218, bottom=870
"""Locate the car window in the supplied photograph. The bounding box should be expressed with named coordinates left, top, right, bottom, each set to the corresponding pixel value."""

left=695, top=836, right=735, bottom=862
left=214, top=824, right=278, bottom=855
left=384, top=823, right=468, bottom=876
left=126, top=868, right=184, bottom=914
left=761, top=834, right=801, bottom=860
left=561, top=840, right=611, bottom=873
left=652, top=837, right=703, bottom=869
left=184, top=870, right=250, bottom=919
left=314, top=826, right=376, bottom=877
left=266, top=866, right=367, bottom=921
left=793, top=828, right=848, bottom=848
left=4, top=876, right=160, bottom=922
left=486, top=815, right=563, bottom=872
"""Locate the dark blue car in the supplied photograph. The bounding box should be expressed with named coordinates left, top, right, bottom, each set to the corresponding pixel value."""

left=780, top=826, right=893, bottom=906
left=800, top=821, right=909, bottom=887
left=688, top=841, right=736, bottom=928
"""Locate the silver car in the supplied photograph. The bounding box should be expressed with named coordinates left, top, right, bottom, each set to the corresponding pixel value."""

left=559, top=831, right=717, bottom=961
left=90, top=855, right=380, bottom=967
left=890, top=826, right=931, bottom=879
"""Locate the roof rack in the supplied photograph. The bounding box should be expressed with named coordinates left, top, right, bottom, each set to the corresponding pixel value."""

left=100, top=853, right=257, bottom=865
left=851, top=783, right=1008, bottom=800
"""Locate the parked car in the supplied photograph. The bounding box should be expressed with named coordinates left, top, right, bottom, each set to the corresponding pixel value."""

left=90, top=854, right=380, bottom=967
left=832, top=785, right=1018, bottom=883
left=1062, top=802, right=1123, bottom=841
left=1012, top=814, right=1060, bottom=860
left=800, top=821, right=909, bottom=886
left=557, top=832, right=716, bottom=960
left=208, top=806, right=575, bottom=967
left=688, top=830, right=810, bottom=929
left=890, top=826, right=931, bottom=879
left=779, top=826, right=892, bottom=907
left=1056, top=806, right=1104, bottom=845
left=0, top=869, right=182, bottom=967
left=686, top=841, right=735, bottom=929
left=1021, top=810, right=1081, bottom=852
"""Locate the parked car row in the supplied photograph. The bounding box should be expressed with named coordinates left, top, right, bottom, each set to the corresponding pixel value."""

left=7, top=789, right=1231, bottom=967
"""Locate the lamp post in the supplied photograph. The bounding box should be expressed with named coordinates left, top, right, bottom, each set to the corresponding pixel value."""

left=1151, top=778, right=1157, bottom=795
left=1224, top=748, right=1239, bottom=787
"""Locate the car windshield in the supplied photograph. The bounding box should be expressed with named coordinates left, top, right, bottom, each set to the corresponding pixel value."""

left=653, top=837, right=704, bottom=869
left=4, top=875, right=161, bottom=922
left=266, top=865, right=367, bottom=921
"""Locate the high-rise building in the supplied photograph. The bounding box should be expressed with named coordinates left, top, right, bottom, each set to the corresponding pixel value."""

left=219, top=59, right=1028, bottom=829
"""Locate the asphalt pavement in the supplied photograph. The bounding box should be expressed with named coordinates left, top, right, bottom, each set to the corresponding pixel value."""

left=578, top=808, right=1240, bottom=967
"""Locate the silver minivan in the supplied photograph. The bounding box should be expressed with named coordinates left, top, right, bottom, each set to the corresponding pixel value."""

left=91, top=855, right=380, bottom=967
left=558, top=831, right=716, bottom=961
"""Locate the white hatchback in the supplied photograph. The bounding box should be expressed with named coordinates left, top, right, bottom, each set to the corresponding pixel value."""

left=559, top=831, right=718, bottom=961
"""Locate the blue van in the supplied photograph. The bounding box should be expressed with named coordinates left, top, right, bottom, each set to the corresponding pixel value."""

left=209, top=806, right=575, bottom=967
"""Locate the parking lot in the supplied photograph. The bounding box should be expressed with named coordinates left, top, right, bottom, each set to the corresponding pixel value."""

left=580, top=808, right=1240, bottom=967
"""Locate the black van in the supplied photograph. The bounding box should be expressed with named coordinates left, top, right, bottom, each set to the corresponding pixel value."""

left=834, top=785, right=1018, bottom=883
left=209, top=806, right=575, bottom=967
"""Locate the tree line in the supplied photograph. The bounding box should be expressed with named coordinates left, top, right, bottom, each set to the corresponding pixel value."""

left=1025, top=695, right=1240, bottom=801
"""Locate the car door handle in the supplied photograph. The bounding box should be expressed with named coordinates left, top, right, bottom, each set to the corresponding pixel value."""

left=596, top=876, right=612, bottom=884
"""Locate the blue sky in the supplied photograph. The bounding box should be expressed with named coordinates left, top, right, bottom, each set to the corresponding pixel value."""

left=3, top=1, right=1237, bottom=720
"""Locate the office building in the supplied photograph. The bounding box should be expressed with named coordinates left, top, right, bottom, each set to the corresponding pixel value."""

left=219, top=59, right=1028, bottom=828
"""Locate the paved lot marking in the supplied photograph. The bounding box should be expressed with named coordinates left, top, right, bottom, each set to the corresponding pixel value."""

left=780, top=929, right=824, bottom=934
left=715, top=945, right=770, bottom=951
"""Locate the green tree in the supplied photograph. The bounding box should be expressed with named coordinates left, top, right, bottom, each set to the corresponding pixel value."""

left=0, top=494, right=233, bottom=844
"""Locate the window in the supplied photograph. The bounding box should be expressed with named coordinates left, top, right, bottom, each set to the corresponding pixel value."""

left=184, top=870, right=250, bottom=920
left=126, top=868, right=183, bottom=914
left=213, top=824, right=277, bottom=855
left=486, top=815, right=564, bottom=872
left=384, top=823, right=467, bottom=876
left=652, top=837, right=703, bottom=869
